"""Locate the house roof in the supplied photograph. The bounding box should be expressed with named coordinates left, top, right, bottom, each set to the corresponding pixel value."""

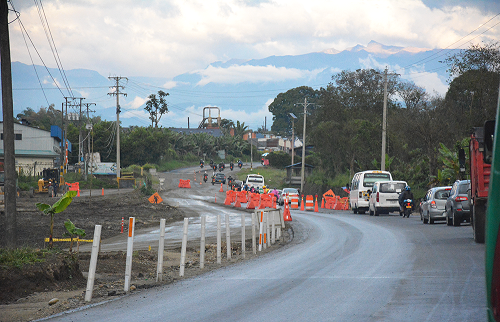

left=284, top=162, right=315, bottom=169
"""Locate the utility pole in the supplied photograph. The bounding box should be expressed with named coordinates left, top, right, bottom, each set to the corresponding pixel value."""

left=108, top=76, right=127, bottom=181
left=1, top=0, right=17, bottom=248
left=289, top=113, right=297, bottom=166
left=380, top=67, right=397, bottom=171
left=296, top=98, right=314, bottom=194
left=82, top=102, right=95, bottom=180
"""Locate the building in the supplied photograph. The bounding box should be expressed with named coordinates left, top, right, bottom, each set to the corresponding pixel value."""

left=0, top=122, right=70, bottom=176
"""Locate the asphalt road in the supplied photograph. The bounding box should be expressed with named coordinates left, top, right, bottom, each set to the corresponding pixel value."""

left=48, top=206, right=486, bottom=321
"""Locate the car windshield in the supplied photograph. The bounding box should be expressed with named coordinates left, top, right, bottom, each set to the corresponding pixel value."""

left=379, top=183, right=405, bottom=193
left=216, top=173, right=224, bottom=178
left=435, top=190, right=450, bottom=200
left=247, top=176, right=263, bottom=183
left=363, top=173, right=391, bottom=187
left=283, top=188, right=298, bottom=194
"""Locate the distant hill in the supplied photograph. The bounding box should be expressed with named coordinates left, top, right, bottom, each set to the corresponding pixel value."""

left=8, top=41, right=454, bottom=129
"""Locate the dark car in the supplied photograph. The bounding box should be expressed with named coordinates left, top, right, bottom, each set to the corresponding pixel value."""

left=445, top=180, right=471, bottom=226
left=212, top=172, right=226, bottom=185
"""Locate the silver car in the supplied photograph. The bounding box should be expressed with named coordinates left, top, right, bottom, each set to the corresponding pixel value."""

left=421, top=186, right=452, bottom=224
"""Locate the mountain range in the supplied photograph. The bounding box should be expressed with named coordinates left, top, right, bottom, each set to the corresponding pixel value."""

left=8, top=41, right=455, bottom=130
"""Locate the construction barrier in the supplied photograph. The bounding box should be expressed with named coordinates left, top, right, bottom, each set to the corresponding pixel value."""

left=290, top=195, right=299, bottom=209
left=179, top=179, right=191, bottom=188
left=305, top=195, right=314, bottom=211
left=224, top=190, right=236, bottom=205
left=247, top=193, right=260, bottom=209
left=66, top=182, right=80, bottom=191
left=325, top=197, right=336, bottom=209
left=236, top=191, right=248, bottom=204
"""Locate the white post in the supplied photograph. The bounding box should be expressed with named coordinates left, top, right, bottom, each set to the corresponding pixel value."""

left=259, top=211, right=263, bottom=252
left=241, top=213, right=245, bottom=259
left=124, top=217, right=135, bottom=292
left=85, top=225, right=101, bottom=302
left=200, top=216, right=206, bottom=269
left=225, top=214, right=231, bottom=260
left=271, top=211, right=276, bottom=244
left=217, top=215, right=221, bottom=264
left=156, top=219, right=166, bottom=282
left=264, top=212, right=268, bottom=249
left=179, top=218, right=189, bottom=277
left=252, top=212, right=256, bottom=254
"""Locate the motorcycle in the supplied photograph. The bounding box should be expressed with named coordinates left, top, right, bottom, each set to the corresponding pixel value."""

left=200, top=161, right=204, bottom=169
left=230, top=162, right=234, bottom=171
left=212, top=164, right=217, bottom=171
left=403, top=199, right=413, bottom=218
left=219, top=163, right=225, bottom=172
left=238, top=161, right=242, bottom=169
left=203, top=173, right=208, bottom=183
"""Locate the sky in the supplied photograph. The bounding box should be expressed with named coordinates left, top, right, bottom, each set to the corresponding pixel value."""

left=7, top=0, right=500, bottom=129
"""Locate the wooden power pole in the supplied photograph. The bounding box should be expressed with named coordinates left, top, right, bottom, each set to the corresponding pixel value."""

left=1, top=0, right=17, bottom=247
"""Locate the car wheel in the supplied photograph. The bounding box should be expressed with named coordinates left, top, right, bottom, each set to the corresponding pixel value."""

left=429, top=216, right=434, bottom=225
left=369, top=208, right=373, bottom=216
left=374, top=208, right=379, bottom=216
left=452, top=209, right=460, bottom=226
left=423, top=215, right=428, bottom=224
left=353, top=206, right=358, bottom=214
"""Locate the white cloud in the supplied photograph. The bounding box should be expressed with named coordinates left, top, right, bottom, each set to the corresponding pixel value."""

left=10, top=0, right=499, bottom=79
left=194, top=65, right=325, bottom=86
left=127, top=96, right=148, bottom=110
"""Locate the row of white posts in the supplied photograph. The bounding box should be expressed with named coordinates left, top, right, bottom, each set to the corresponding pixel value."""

left=84, top=208, right=284, bottom=302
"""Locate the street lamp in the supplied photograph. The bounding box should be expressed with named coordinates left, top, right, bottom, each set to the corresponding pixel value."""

left=289, top=113, right=297, bottom=166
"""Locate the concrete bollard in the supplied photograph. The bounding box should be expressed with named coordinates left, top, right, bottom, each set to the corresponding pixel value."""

left=179, top=218, right=189, bottom=277
left=258, top=211, right=264, bottom=252
left=156, top=219, right=166, bottom=282
left=124, top=217, right=136, bottom=292
left=85, top=225, right=101, bottom=302
left=241, top=214, right=246, bottom=259
left=217, top=215, right=221, bottom=264
left=226, top=214, right=231, bottom=260
left=271, top=211, right=276, bottom=245
left=264, top=212, right=268, bottom=250
left=252, top=212, right=256, bottom=255
left=200, top=216, right=206, bottom=269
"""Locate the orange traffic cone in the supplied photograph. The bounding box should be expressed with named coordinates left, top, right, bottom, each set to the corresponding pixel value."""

left=219, top=183, right=224, bottom=192
left=314, top=194, right=319, bottom=212
left=101, top=188, right=104, bottom=196
left=283, top=198, right=292, bottom=221
left=215, top=193, right=217, bottom=203
left=300, top=195, right=305, bottom=211
left=77, top=189, right=80, bottom=197
left=234, top=199, right=241, bottom=208
left=321, top=197, right=324, bottom=208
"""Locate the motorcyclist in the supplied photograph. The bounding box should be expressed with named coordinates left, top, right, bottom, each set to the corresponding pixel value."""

left=203, top=170, right=208, bottom=182
left=230, top=161, right=234, bottom=170
left=238, top=159, right=243, bottom=168
left=209, top=159, right=214, bottom=166
left=200, top=159, right=204, bottom=168
left=399, top=185, right=414, bottom=215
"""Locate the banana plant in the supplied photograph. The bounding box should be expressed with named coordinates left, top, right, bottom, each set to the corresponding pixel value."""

left=36, top=190, right=77, bottom=249
left=63, top=219, right=86, bottom=253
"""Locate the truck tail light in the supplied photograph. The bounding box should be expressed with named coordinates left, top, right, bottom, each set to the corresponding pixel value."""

left=376, top=192, right=379, bottom=203
left=456, top=196, right=468, bottom=202
left=491, top=225, right=500, bottom=320
left=431, top=200, right=437, bottom=208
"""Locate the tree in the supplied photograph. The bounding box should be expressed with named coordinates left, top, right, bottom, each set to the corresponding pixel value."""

left=233, top=120, right=249, bottom=138
left=442, top=42, right=500, bottom=78
left=268, top=86, right=320, bottom=136
left=144, top=90, right=169, bottom=128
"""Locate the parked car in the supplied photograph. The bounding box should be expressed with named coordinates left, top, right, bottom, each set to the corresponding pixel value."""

left=212, top=172, right=226, bottom=185
left=421, top=186, right=452, bottom=224
left=278, top=188, right=300, bottom=206
left=445, top=180, right=471, bottom=226
left=368, top=180, right=407, bottom=216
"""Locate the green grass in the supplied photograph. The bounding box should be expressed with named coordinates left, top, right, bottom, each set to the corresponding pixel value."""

left=157, top=160, right=199, bottom=172
left=236, top=167, right=287, bottom=189
left=0, top=247, right=56, bottom=269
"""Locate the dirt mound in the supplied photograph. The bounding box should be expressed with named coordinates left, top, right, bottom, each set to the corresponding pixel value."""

left=0, top=252, right=85, bottom=304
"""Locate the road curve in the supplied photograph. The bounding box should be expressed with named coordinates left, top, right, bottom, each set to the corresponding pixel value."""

left=46, top=209, right=485, bottom=321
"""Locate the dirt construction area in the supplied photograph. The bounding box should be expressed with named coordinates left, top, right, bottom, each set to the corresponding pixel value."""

left=0, top=180, right=291, bottom=322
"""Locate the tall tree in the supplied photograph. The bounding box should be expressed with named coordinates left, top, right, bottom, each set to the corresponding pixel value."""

left=442, top=41, right=500, bottom=77
left=144, top=90, right=169, bottom=128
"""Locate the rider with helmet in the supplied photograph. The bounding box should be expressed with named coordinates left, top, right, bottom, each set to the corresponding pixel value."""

left=398, top=185, right=414, bottom=215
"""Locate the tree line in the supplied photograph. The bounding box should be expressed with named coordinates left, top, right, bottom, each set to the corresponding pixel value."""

left=268, top=42, right=500, bottom=193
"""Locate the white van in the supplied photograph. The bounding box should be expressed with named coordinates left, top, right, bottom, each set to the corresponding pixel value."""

left=245, top=174, right=265, bottom=189
left=349, top=170, right=392, bottom=214
left=368, top=180, right=407, bottom=216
